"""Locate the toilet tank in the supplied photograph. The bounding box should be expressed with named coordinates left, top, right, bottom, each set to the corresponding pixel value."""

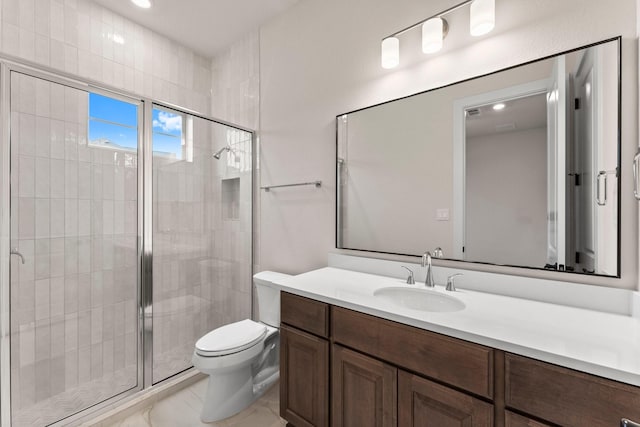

left=254, top=271, right=291, bottom=327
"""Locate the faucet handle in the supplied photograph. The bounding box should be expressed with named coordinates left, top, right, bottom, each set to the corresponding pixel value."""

left=401, top=266, right=415, bottom=285
left=446, top=273, right=463, bottom=292
left=432, top=247, right=444, bottom=258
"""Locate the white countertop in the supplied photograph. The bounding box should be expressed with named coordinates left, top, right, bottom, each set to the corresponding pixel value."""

left=273, top=267, right=640, bottom=387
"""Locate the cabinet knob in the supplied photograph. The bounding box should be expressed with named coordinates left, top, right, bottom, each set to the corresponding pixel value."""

left=622, top=419, right=640, bottom=427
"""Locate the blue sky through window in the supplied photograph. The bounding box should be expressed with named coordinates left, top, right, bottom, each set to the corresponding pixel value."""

left=87, top=94, right=184, bottom=159
left=88, top=93, right=138, bottom=151
left=152, top=108, right=183, bottom=160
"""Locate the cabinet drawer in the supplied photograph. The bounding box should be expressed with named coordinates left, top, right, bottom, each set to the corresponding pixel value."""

left=332, top=306, right=494, bottom=399
left=505, top=353, right=640, bottom=426
left=281, top=292, right=329, bottom=338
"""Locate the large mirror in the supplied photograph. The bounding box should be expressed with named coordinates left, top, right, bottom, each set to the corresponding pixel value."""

left=337, top=38, right=620, bottom=277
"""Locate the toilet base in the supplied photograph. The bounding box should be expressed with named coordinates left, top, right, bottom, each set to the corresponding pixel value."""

left=200, top=366, right=279, bottom=422
left=201, top=367, right=252, bottom=422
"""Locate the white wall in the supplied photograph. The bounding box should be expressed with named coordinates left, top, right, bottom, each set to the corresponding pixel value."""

left=259, top=0, right=639, bottom=288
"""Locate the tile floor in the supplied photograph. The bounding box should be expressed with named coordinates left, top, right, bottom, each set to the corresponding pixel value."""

left=103, top=378, right=286, bottom=427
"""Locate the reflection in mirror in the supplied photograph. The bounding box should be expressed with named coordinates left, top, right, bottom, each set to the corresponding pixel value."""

left=337, top=38, right=620, bottom=277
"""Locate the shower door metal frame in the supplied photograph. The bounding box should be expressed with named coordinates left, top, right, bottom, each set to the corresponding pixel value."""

left=1, top=61, right=12, bottom=427
left=0, top=59, right=146, bottom=426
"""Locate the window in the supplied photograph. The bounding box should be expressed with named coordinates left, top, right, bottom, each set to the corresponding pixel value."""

left=88, top=92, right=138, bottom=152
left=152, top=107, right=190, bottom=162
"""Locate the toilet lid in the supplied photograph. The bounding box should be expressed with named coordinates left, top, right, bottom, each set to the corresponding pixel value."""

left=195, top=319, right=267, bottom=356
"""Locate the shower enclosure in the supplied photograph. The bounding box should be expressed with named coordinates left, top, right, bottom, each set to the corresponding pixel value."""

left=0, top=63, right=253, bottom=426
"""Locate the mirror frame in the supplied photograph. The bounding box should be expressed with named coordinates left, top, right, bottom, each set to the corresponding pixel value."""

left=335, top=36, right=622, bottom=278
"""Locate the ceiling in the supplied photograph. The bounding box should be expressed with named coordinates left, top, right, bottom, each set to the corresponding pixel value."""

left=466, top=93, right=547, bottom=139
left=92, top=0, right=299, bottom=58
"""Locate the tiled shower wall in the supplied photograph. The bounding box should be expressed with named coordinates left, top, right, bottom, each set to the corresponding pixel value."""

left=210, top=32, right=260, bottom=318
left=0, top=0, right=212, bottom=115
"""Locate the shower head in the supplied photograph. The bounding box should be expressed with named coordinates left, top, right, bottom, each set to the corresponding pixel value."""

left=213, top=146, right=231, bottom=159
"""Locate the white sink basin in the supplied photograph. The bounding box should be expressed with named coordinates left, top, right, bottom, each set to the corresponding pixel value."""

left=373, top=287, right=465, bottom=313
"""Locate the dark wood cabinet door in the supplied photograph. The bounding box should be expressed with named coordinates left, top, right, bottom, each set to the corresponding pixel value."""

left=280, top=325, right=329, bottom=427
left=505, top=411, right=552, bottom=427
left=398, top=370, right=493, bottom=427
left=332, top=344, right=397, bottom=427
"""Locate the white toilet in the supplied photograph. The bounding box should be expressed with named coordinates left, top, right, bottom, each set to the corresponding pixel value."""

left=192, top=271, right=290, bottom=422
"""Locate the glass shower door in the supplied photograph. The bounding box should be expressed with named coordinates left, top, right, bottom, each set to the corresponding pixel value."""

left=8, top=71, right=141, bottom=426
left=151, top=105, right=253, bottom=383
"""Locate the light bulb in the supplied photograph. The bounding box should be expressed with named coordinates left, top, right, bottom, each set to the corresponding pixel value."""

left=422, top=18, right=444, bottom=54
left=131, top=0, right=152, bottom=9
left=381, top=37, right=400, bottom=69
left=470, top=0, right=495, bottom=36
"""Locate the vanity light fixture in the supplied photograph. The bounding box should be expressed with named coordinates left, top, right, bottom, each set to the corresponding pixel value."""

left=381, top=0, right=496, bottom=69
left=131, top=0, right=152, bottom=8
left=381, top=37, right=400, bottom=69
left=470, top=0, right=495, bottom=36
left=422, top=18, right=447, bottom=54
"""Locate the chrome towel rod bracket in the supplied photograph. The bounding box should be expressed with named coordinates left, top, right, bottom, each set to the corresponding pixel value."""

left=261, top=181, right=322, bottom=192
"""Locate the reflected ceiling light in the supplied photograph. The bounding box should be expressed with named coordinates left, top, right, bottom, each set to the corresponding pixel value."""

left=381, top=37, right=400, bottom=69
left=422, top=18, right=447, bottom=54
left=493, top=103, right=505, bottom=111
left=470, top=0, right=495, bottom=36
left=131, top=0, right=152, bottom=8
left=380, top=0, right=496, bottom=69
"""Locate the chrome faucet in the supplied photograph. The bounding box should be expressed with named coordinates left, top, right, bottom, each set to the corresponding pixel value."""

left=421, top=251, right=435, bottom=288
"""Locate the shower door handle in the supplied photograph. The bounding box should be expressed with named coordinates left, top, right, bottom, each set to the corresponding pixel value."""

left=634, top=149, right=640, bottom=200
left=10, top=248, right=25, bottom=264
left=596, top=171, right=607, bottom=206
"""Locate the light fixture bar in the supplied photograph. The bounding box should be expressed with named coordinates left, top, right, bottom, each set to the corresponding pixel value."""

left=383, top=0, right=473, bottom=40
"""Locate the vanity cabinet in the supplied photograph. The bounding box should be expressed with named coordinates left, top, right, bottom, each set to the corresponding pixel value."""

left=281, top=292, right=496, bottom=427
left=280, top=291, right=640, bottom=427
left=280, top=293, right=330, bottom=427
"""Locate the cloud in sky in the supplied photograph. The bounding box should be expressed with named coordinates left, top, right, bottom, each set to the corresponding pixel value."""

left=153, top=111, right=182, bottom=133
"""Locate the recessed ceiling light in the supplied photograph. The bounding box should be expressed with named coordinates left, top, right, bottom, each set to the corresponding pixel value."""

left=131, top=0, right=152, bottom=8
left=493, top=103, right=505, bottom=111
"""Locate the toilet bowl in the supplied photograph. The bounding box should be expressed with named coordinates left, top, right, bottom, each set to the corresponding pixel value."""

left=192, top=271, right=290, bottom=422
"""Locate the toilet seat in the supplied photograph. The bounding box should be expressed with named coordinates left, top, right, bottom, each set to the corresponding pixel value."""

left=195, top=319, right=267, bottom=357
